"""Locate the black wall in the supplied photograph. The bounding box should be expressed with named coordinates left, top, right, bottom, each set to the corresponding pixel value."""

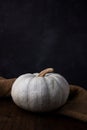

left=0, top=0, right=87, bottom=88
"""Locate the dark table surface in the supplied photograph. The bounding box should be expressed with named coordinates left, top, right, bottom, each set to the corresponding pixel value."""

left=0, top=97, right=87, bottom=130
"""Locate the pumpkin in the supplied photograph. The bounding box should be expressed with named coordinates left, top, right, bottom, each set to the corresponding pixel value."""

left=11, top=68, right=70, bottom=112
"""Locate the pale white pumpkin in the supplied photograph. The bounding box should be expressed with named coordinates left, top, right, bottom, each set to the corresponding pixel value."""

left=11, top=68, right=70, bottom=112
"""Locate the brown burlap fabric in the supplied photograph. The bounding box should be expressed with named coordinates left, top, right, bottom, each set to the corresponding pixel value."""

left=0, top=77, right=87, bottom=122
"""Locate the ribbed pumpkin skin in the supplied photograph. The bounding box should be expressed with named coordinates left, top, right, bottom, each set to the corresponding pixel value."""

left=11, top=73, right=70, bottom=112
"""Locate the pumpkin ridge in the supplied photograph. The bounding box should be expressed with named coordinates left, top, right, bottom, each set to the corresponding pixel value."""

left=27, top=77, right=34, bottom=109
left=43, top=77, right=51, bottom=111
left=48, top=75, right=67, bottom=106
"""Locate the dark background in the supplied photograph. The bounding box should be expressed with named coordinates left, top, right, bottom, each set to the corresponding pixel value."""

left=0, top=0, right=87, bottom=88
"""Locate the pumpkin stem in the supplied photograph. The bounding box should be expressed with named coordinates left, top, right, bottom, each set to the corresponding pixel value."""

left=38, top=68, right=54, bottom=77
